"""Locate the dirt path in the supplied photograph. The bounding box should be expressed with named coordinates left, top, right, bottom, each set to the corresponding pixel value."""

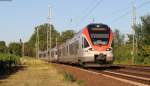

left=0, top=58, right=78, bottom=86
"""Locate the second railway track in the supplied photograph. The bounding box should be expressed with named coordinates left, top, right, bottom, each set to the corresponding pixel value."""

left=53, top=63, right=150, bottom=86
left=86, top=65, right=150, bottom=86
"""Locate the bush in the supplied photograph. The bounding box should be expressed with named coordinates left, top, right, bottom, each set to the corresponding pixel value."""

left=0, top=54, right=20, bottom=70
left=114, top=44, right=132, bottom=64
left=144, top=57, right=150, bottom=65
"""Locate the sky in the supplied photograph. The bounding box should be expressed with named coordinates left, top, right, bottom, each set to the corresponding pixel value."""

left=0, top=0, right=150, bottom=44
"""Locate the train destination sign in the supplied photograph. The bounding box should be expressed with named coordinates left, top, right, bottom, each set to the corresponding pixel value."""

left=91, top=28, right=107, bottom=31
left=90, top=33, right=109, bottom=38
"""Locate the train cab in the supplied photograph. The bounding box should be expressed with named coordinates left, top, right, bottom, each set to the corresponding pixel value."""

left=80, top=23, right=113, bottom=66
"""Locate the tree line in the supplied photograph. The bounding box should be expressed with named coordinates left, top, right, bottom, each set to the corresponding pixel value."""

left=113, top=15, right=150, bottom=65
left=24, top=23, right=75, bottom=57
left=0, top=41, right=21, bottom=56
left=0, top=24, right=75, bottom=57
left=0, top=23, right=75, bottom=73
left=0, top=15, right=150, bottom=65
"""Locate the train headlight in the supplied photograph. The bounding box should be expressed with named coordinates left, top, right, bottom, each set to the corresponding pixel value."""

left=106, top=48, right=112, bottom=51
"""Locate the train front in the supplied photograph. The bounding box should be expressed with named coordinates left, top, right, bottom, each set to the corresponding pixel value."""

left=82, top=23, right=113, bottom=65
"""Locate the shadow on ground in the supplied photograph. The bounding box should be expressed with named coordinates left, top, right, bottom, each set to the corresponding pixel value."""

left=55, top=63, right=125, bottom=71
left=0, top=66, right=25, bottom=80
left=85, top=65, right=125, bottom=71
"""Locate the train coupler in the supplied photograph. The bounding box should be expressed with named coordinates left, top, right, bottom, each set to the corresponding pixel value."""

left=94, top=54, right=106, bottom=64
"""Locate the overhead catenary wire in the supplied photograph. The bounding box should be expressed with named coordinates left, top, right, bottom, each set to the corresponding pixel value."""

left=63, top=0, right=150, bottom=32
left=76, top=0, right=104, bottom=27
left=137, top=0, right=150, bottom=8
left=99, top=2, right=132, bottom=21
left=64, top=0, right=95, bottom=30
left=109, top=0, right=150, bottom=24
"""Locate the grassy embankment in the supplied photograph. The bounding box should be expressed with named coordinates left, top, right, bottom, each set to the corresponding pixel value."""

left=0, top=57, right=84, bottom=86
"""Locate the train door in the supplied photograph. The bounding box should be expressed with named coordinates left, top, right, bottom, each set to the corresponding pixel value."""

left=82, top=37, right=90, bottom=51
left=78, top=36, right=90, bottom=62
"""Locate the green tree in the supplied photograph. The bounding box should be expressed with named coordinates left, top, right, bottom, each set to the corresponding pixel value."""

left=24, top=42, right=35, bottom=57
left=0, top=41, right=7, bottom=53
left=141, top=15, right=150, bottom=44
left=58, top=30, right=75, bottom=43
left=8, top=42, right=21, bottom=56
left=113, top=29, right=125, bottom=48
left=35, top=23, right=60, bottom=50
left=112, top=29, right=130, bottom=64
left=127, top=15, right=150, bottom=65
left=26, top=23, right=60, bottom=57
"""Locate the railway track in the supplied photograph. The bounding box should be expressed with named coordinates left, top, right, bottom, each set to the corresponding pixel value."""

left=54, top=63, right=150, bottom=86
left=114, top=64, right=150, bottom=72
left=86, top=65, right=150, bottom=86
left=52, top=62, right=150, bottom=86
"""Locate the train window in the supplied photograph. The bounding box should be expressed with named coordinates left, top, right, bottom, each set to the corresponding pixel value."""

left=69, top=44, right=72, bottom=54
left=69, top=40, right=79, bottom=55
left=58, top=49, right=61, bottom=57
left=51, top=51, right=54, bottom=57
left=59, top=50, right=61, bottom=56
left=61, top=48, right=63, bottom=56
left=64, top=46, right=67, bottom=56
left=88, top=24, right=110, bottom=45
left=55, top=51, right=58, bottom=55
left=62, top=47, right=65, bottom=56
left=74, top=40, right=79, bottom=54
left=76, top=41, right=79, bottom=49
left=67, top=46, right=69, bottom=55
left=69, top=44, right=74, bottom=55
left=83, top=38, right=90, bottom=48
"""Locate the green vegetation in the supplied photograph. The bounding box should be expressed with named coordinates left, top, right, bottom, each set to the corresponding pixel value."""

left=0, top=41, right=21, bottom=74
left=0, top=41, right=21, bottom=56
left=23, top=23, right=75, bottom=57
left=0, top=41, right=7, bottom=53
left=8, top=42, right=21, bottom=56
left=0, top=23, right=75, bottom=76
left=0, top=41, right=21, bottom=76
left=0, top=54, right=20, bottom=73
left=60, top=71, right=85, bottom=86
left=63, top=72, right=76, bottom=82
left=59, top=30, right=75, bottom=43
left=113, top=15, right=150, bottom=65
left=0, top=24, right=75, bottom=57
left=0, top=15, right=149, bottom=66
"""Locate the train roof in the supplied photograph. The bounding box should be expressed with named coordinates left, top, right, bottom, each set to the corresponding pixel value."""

left=54, top=23, right=110, bottom=48
left=57, top=30, right=81, bottom=48
left=87, top=23, right=109, bottom=28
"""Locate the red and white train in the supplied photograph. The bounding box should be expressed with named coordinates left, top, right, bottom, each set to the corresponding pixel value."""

left=46, top=23, right=113, bottom=67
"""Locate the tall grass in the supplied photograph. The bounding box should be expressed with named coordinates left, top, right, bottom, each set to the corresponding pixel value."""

left=63, top=72, right=76, bottom=82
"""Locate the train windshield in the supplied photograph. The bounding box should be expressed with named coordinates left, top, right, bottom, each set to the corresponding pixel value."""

left=88, top=24, right=110, bottom=45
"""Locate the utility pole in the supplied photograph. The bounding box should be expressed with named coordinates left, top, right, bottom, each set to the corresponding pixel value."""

left=131, top=0, right=136, bottom=64
left=47, top=19, right=49, bottom=58
left=36, top=27, right=39, bottom=58
left=20, top=39, right=24, bottom=57
left=48, top=7, right=52, bottom=60
left=22, top=42, right=24, bottom=57
left=70, top=18, right=73, bottom=30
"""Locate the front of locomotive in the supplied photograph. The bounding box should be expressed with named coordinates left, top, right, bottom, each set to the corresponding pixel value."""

left=82, top=23, right=113, bottom=65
